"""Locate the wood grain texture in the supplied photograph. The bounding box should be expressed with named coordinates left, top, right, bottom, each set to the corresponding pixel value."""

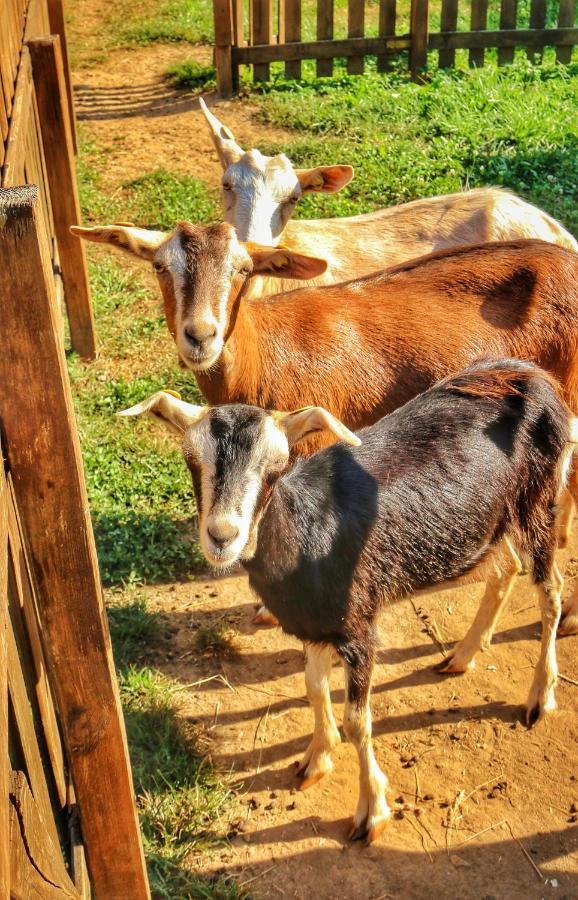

left=9, top=772, right=78, bottom=898
left=0, top=185, right=149, bottom=900
left=1, top=48, right=32, bottom=189
left=439, top=0, right=458, bottom=67
left=213, top=0, right=235, bottom=96
left=252, top=0, right=272, bottom=80
left=45, top=0, right=78, bottom=153
left=469, top=0, right=489, bottom=66
left=378, top=0, right=397, bottom=72
left=234, top=33, right=411, bottom=63
left=348, top=0, right=365, bottom=74
left=0, top=458, right=8, bottom=900
left=316, top=0, right=334, bottom=76
left=284, top=0, right=301, bottom=79
left=28, top=36, right=96, bottom=360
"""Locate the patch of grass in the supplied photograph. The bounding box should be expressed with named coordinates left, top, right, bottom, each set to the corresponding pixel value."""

left=166, top=59, right=216, bottom=90
left=253, top=62, right=578, bottom=238
left=195, top=622, right=239, bottom=658
left=122, top=170, right=219, bottom=229
left=112, top=0, right=214, bottom=47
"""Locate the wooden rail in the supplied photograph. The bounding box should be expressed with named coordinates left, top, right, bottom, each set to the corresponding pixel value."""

left=213, top=0, right=578, bottom=94
left=0, top=185, right=150, bottom=900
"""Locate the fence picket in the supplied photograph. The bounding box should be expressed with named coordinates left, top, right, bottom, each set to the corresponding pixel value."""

left=0, top=461, right=8, bottom=900
left=439, top=0, right=458, bottom=67
left=498, top=0, right=517, bottom=64
left=252, top=0, right=273, bottom=80
left=378, top=0, right=397, bottom=71
left=410, top=0, right=429, bottom=76
left=285, top=0, right=301, bottom=78
left=348, top=0, right=365, bottom=74
left=317, top=0, right=334, bottom=76
left=556, top=0, right=575, bottom=62
left=470, top=0, right=489, bottom=66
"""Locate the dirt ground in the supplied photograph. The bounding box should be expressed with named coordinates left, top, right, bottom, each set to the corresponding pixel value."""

left=72, top=28, right=578, bottom=900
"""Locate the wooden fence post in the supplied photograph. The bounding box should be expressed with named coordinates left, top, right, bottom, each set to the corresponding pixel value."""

left=46, top=0, right=77, bottom=153
left=378, top=0, right=397, bottom=72
left=348, top=0, right=365, bottom=74
left=213, top=0, right=235, bottom=96
left=556, top=0, right=575, bottom=63
left=409, top=0, right=429, bottom=77
left=0, top=185, right=149, bottom=900
left=284, top=0, right=302, bottom=79
left=252, top=0, right=273, bottom=81
left=0, top=463, right=8, bottom=900
left=469, top=0, right=489, bottom=66
left=27, top=36, right=96, bottom=361
left=317, top=0, right=334, bottom=76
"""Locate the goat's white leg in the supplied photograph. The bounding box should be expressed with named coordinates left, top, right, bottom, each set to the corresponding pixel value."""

left=297, top=644, right=341, bottom=790
left=556, top=487, right=574, bottom=549
left=526, top=563, right=562, bottom=726
left=439, top=538, right=521, bottom=674
left=558, top=462, right=578, bottom=635
left=342, top=661, right=389, bottom=844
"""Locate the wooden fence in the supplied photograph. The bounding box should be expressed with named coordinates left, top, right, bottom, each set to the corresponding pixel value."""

left=213, top=0, right=578, bottom=94
left=0, top=186, right=150, bottom=897
left=1, top=0, right=96, bottom=359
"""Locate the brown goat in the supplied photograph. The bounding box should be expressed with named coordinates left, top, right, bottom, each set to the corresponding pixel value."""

left=72, top=223, right=578, bottom=635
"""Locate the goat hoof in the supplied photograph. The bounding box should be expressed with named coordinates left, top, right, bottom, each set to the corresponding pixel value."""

left=525, top=692, right=556, bottom=728
left=349, top=820, right=369, bottom=842
left=298, top=771, right=326, bottom=791
left=558, top=611, right=578, bottom=637
left=252, top=607, right=279, bottom=627
left=366, top=818, right=389, bottom=845
left=349, top=813, right=389, bottom=845
left=435, top=654, right=474, bottom=675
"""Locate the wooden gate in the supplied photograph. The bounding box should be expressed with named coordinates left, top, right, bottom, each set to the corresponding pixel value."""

left=213, top=0, right=578, bottom=94
left=0, top=185, right=150, bottom=899
left=1, top=0, right=96, bottom=359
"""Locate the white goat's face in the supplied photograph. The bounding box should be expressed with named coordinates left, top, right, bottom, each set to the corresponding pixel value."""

left=200, top=98, right=354, bottom=245
left=153, top=222, right=250, bottom=371
left=221, top=149, right=301, bottom=244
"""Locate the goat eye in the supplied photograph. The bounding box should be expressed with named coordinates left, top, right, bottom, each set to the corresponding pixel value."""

left=153, top=261, right=166, bottom=273
left=240, top=265, right=252, bottom=276
left=222, top=183, right=233, bottom=192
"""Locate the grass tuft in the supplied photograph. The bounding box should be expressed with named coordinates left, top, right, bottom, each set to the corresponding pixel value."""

left=166, top=60, right=216, bottom=90
left=195, top=622, right=239, bottom=658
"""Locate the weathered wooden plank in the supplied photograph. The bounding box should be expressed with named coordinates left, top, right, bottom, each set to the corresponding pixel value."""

left=470, top=0, right=489, bottom=66
left=348, top=0, right=365, bottom=74
left=6, top=477, right=66, bottom=809
left=428, top=26, right=578, bottom=49
left=0, top=459, right=9, bottom=900
left=235, top=33, right=411, bottom=63
left=213, top=0, right=236, bottom=96
left=232, top=0, right=245, bottom=45
left=28, top=36, right=96, bottom=360
left=9, top=784, right=67, bottom=900
left=45, top=0, right=78, bottom=154
left=9, top=772, right=78, bottom=897
left=1, top=47, right=32, bottom=189
left=527, top=0, right=546, bottom=58
left=284, top=0, right=301, bottom=78
left=378, top=0, right=397, bottom=71
left=556, top=0, right=575, bottom=63
left=68, top=794, right=90, bottom=900
left=0, top=185, right=149, bottom=900
left=410, top=0, right=429, bottom=76
left=439, top=0, right=458, bottom=67
left=498, top=0, right=517, bottom=64
left=6, top=611, right=61, bottom=853
left=252, top=0, right=273, bottom=80
left=316, top=0, right=334, bottom=76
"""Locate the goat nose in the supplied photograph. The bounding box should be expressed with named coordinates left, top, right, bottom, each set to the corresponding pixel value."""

left=207, top=523, right=239, bottom=548
left=184, top=324, right=217, bottom=346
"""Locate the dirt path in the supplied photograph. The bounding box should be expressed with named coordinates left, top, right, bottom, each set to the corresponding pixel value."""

left=70, top=24, right=578, bottom=900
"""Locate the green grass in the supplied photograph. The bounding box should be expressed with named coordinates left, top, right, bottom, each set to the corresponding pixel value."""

left=105, top=589, right=242, bottom=898
left=166, top=59, right=216, bottom=90
left=252, top=62, right=578, bottom=238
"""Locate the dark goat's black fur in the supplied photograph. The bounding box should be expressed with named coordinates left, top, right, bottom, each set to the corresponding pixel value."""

left=245, top=359, right=568, bottom=653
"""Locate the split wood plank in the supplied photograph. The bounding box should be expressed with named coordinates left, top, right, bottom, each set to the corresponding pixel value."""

left=348, top=0, right=365, bottom=74
left=316, top=0, right=334, bottom=76
left=409, top=0, right=429, bottom=76
left=252, top=0, right=273, bottom=80
left=1, top=47, right=32, bottom=189
left=28, top=36, right=96, bottom=360
left=9, top=771, right=78, bottom=897
left=378, top=0, right=397, bottom=72
left=556, top=0, right=575, bottom=63
left=284, top=0, right=301, bottom=79
left=0, top=185, right=149, bottom=900
left=439, top=0, right=458, bottom=67
left=470, top=0, right=489, bottom=66
left=6, top=476, right=66, bottom=808
left=498, top=0, right=517, bottom=64
left=213, top=0, right=236, bottom=96
left=0, top=458, right=8, bottom=900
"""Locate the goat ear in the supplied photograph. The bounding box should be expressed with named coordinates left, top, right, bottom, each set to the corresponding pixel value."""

left=276, top=407, right=361, bottom=448
left=199, top=96, right=244, bottom=168
left=117, top=391, right=207, bottom=435
left=70, top=224, right=166, bottom=261
left=296, top=165, right=354, bottom=194
left=246, top=244, right=328, bottom=280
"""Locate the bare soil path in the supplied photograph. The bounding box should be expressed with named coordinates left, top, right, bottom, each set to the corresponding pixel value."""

left=69, top=20, right=578, bottom=900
